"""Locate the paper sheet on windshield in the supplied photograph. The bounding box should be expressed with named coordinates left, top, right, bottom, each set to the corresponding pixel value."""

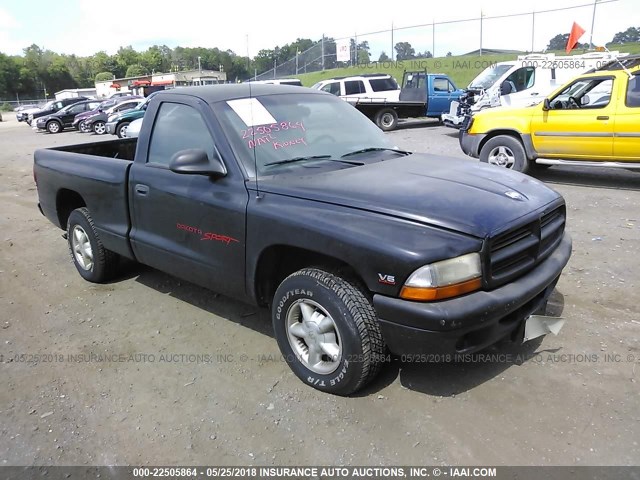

left=227, top=98, right=276, bottom=127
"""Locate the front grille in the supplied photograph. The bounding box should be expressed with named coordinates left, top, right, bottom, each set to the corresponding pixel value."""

left=486, top=205, right=565, bottom=288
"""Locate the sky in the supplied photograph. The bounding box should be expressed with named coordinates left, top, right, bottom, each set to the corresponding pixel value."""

left=1, top=0, right=639, bottom=60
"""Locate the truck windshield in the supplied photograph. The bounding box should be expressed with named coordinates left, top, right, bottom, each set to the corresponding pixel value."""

left=469, top=64, right=513, bottom=89
left=213, top=93, right=397, bottom=178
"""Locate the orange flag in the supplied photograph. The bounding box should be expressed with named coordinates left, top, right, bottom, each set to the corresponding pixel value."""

left=566, top=22, right=586, bottom=54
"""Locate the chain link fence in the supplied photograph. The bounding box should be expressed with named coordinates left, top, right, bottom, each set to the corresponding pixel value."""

left=252, top=0, right=619, bottom=80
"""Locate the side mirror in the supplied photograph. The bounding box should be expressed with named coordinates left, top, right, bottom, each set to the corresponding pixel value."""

left=542, top=98, right=551, bottom=111
left=500, top=81, right=513, bottom=95
left=581, top=95, right=590, bottom=106
left=169, top=149, right=227, bottom=178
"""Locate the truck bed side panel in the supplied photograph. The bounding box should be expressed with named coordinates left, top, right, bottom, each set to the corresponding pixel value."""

left=34, top=148, right=134, bottom=259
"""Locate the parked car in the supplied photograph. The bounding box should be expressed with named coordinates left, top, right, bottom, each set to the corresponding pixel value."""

left=124, top=117, right=143, bottom=138
left=85, top=98, right=145, bottom=135
left=73, top=96, right=143, bottom=133
left=34, top=84, right=571, bottom=395
left=28, top=97, right=88, bottom=125
left=105, top=93, right=157, bottom=138
left=35, top=100, right=102, bottom=133
left=459, top=55, right=640, bottom=173
left=16, top=104, right=43, bottom=122
left=312, top=73, right=400, bottom=102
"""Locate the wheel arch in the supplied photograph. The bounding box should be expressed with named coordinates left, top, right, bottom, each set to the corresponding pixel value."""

left=56, top=189, right=86, bottom=229
left=479, top=130, right=536, bottom=160
left=253, top=245, right=365, bottom=307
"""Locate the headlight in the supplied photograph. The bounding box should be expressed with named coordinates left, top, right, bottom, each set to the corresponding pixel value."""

left=400, top=253, right=482, bottom=301
left=107, top=115, right=117, bottom=123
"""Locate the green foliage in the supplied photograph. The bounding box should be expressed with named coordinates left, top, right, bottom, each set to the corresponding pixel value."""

left=125, top=64, right=145, bottom=77
left=95, top=71, right=113, bottom=82
left=611, top=27, right=640, bottom=44
left=395, top=42, right=416, bottom=60
left=547, top=33, right=588, bottom=51
left=378, top=51, right=390, bottom=62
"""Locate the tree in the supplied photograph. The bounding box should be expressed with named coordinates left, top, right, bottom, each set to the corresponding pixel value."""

left=611, top=26, right=640, bottom=44
left=546, top=33, right=588, bottom=51
left=125, top=65, right=145, bottom=77
left=417, top=50, right=433, bottom=58
left=0, top=53, right=21, bottom=99
left=95, top=72, right=113, bottom=82
left=446, top=52, right=453, bottom=57
left=394, top=42, right=415, bottom=60
left=378, top=51, right=390, bottom=62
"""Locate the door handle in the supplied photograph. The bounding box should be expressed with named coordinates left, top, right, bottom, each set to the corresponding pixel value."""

left=530, top=92, right=539, bottom=96
left=596, top=116, right=609, bottom=120
left=135, top=184, right=149, bottom=195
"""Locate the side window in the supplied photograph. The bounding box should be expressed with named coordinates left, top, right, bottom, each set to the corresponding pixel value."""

left=344, top=80, right=365, bottom=95
left=506, top=67, right=535, bottom=92
left=550, top=77, right=614, bottom=110
left=433, top=78, right=449, bottom=92
left=626, top=75, right=640, bottom=107
left=68, top=104, right=85, bottom=114
left=147, top=103, right=215, bottom=167
left=321, top=82, right=340, bottom=96
left=447, top=81, right=456, bottom=93
left=369, top=78, right=398, bottom=92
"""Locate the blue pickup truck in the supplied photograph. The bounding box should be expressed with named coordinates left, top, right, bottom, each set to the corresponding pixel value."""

left=339, top=72, right=463, bottom=131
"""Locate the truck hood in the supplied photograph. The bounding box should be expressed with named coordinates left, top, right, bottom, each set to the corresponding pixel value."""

left=256, top=154, right=561, bottom=238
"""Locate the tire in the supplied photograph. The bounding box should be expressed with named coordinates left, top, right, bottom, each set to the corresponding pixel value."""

left=272, top=268, right=385, bottom=395
left=80, top=121, right=91, bottom=133
left=374, top=108, right=398, bottom=131
left=46, top=120, right=62, bottom=134
left=67, top=208, right=119, bottom=283
left=93, top=121, right=106, bottom=135
left=479, top=135, right=529, bottom=174
left=116, top=121, right=130, bottom=138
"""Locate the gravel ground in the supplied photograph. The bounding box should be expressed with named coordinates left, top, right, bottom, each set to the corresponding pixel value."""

left=0, top=115, right=638, bottom=466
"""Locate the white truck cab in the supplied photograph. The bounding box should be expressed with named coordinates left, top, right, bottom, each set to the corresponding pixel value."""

left=443, top=51, right=627, bottom=128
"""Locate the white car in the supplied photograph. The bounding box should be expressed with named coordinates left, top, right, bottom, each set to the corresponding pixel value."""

left=124, top=117, right=143, bottom=138
left=311, top=74, right=400, bottom=102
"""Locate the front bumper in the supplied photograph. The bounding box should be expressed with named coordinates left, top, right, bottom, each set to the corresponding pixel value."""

left=374, top=232, right=572, bottom=355
left=106, top=122, right=117, bottom=135
left=459, top=131, right=485, bottom=158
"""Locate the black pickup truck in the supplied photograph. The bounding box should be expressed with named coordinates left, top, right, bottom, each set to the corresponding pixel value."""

left=34, top=85, right=572, bottom=395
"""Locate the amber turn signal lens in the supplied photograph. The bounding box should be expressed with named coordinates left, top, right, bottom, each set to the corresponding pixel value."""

left=400, top=277, right=482, bottom=301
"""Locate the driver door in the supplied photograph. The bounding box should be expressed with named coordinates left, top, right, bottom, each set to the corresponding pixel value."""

left=530, top=76, right=616, bottom=159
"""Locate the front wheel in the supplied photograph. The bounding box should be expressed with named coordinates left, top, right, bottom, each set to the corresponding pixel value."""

left=116, top=121, right=130, bottom=138
left=93, top=121, right=106, bottom=135
left=46, top=120, right=61, bottom=134
left=374, top=108, right=398, bottom=131
left=272, top=268, right=385, bottom=395
left=479, top=135, right=529, bottom=174
left=67, top=208, right=119, bottom=283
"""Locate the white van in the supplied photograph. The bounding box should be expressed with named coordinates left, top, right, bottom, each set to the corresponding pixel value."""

left=443, top=51, right=627, bottom=128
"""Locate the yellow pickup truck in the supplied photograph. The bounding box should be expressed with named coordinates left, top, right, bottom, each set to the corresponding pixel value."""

left=459, top=56, right=640, bottom=173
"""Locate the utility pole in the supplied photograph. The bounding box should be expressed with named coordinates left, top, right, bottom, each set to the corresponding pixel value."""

left=479, top=10, right=484, bottom=56
left=589, top=0, right=599, bottom=49
left=432, top=19, right=435, bottom=58
left=531, top=11, right=535, bottom=52
left=391, top=22, right=394, bottom=61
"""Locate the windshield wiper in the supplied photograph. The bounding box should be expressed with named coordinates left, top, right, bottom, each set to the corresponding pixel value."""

left=341, top=147, right=410, bottom=158
left=264, top=155, right=364, bottom=167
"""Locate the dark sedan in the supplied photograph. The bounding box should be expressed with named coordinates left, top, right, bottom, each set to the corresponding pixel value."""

left=35, top=100, right=102, bottom=133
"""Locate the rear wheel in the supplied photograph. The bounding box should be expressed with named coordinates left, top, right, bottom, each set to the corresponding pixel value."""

left=67, top=208, right=119, bottom=283
left=80, top=121, right=92, bottom=133
left=374, top=108, right=398, bottom=131
left=93, top=121, right=106, bottom=135
left=116, top=121, right=130, bottom=138
left=479, top=135, right=529, bottom=174
left=272, top=268, right=385, bottom=395
left=46, top=120, right=61, bottom=134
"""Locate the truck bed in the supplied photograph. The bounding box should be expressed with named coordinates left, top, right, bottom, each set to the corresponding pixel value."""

left=34, top=138, right=136, bottom=259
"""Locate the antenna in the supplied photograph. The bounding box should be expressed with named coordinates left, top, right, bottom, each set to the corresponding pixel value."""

left=247, top=82, right=261, bottom=199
